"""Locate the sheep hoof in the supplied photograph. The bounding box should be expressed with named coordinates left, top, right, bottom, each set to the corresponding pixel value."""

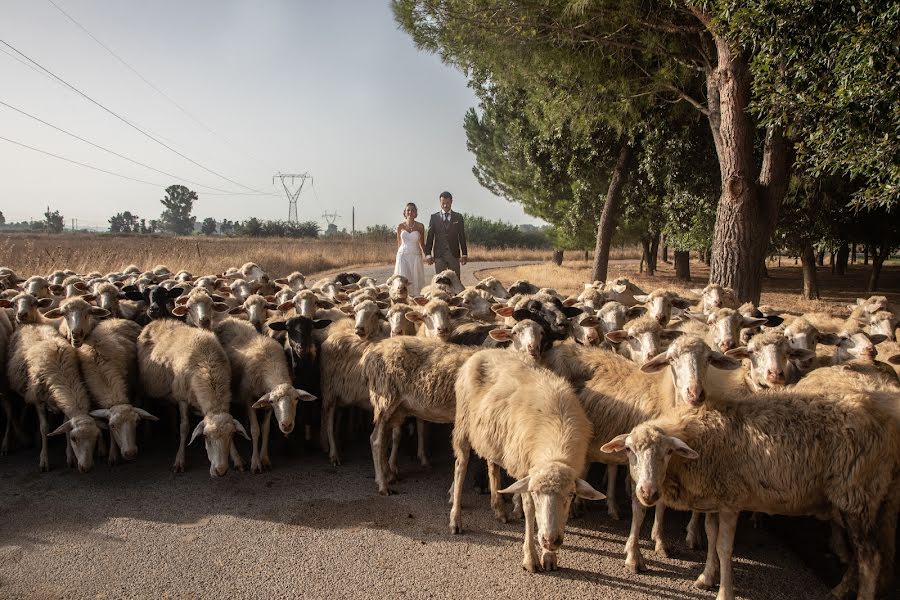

left=418, top=458, right=431, bottom=469
left=449, top=523, right=461, bottom=535
left=607, top=507, right=621, bottom=521
left=173, top=461, right=185, bottom=473
left=251, top=461, right=262, bottom=475
left=493, top=509, right=509, bottom=524
left=39, top=461, right=50, bottom=472
left=541, top=551, right=558, bottom=571
left=522, top=555, right=540, bottom=573
left=329, top=456, right=342, bottom=467
left=625, top=555, right=646, bottom=574
left=108, top=457, right=119, bottom=467
left=261, top=457, right=271, bottom=470
left=511, top=507, right=524, bottom=520
left=694, top=573, right=716, bottom=591
left=655, top=542, right=670, bottom=558
left=1, top=444, right=8, bottom=456
left=686, top=532, right=702, bottom=550
left=377, top=486, right=393, bottom=496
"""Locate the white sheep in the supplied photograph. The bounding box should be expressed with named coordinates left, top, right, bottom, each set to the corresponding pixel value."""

left=450, top=349, right=605, bottom=572
left=7, top=324, right=101, bottom=472
left=633, top=288, right=692, bottom=326
left=214, top=318, right=316, bottom=472
left=605, top=315, right=682, bottom=365
left=137, top=319, right=250, bottom=476
left=474, top=275, right=509, bottom=300
left=601, top=389, right=900, bottom=600
left=274, top=271, right=307, bottom=292
left=172, top=288, right=230, bottom=330
left=690, top=283, right=737, bottom=314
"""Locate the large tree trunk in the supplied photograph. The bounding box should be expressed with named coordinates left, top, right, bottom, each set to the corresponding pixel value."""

left=694, top=11, right=792, bottom=305
left=649, top=231, right=660, bottom=274
left=591, top=142, right=632, bottom=282
left=863, top=244, right=869, bottom=265
left=800, top=243, right=819, bottom=300
left=639, top=238, right=651, bottom=274
left=835, top=243, right=849, bottom=276
left=662, top=237, right=669, bottom=263
left=674, top=250, right=691, bottom=282
left=851, top=243, right=857, bottom=264
left=868, top=245, right=888, bottom=292
left=552, top=249, right=564, bottom=266
left=816, top=249, right=825, bottom=266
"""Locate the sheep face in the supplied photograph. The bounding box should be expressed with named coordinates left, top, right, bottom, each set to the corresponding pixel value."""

left=834, top=331, right=887, bottom=363
left=570, top=312, right=602, bottom=346
left=44, top=298, right=110, bottom=347
left=863, top=311, right=898, bottom=341
left=726, top=333, right=814, bottom=389
left=606, top=317, right=669, bottom=365
left=386, top=275, right=410, bottom=302
left=90, top=406, right=158, bottom=460
left=238, top=295, right=275, bottom=333
left=641, top=336, right=741, bottom=406
left=269, top=316, right=332, bottom=361
left=633, top=290, right=691, bottom=327
left=476, top=276, right=508, bottom=300
left=274, top=272, right=306, bottom=292
left=407, top=299, right=467, bottom=340
left=706, top=309, right=769, bottom=353
left=353, top=300, right=386, bottom=339
left=784, top=318, right=840, bottom=356
left=189, top=413, right=250, bottom=478
left=603, top=277, right=644, bottom=306
left=94, top=286, right=123, bottom=317
left=500, top=463, right=604, bottom=552
left=141, top=285, right=183, bottom=321
left=597, top=302, right=628, bottom=335
left=4, top=293, right=53, bottom=324
left=239, top=262, right=269, bottom=285
left=387, top=304, right=417, bottom=337
left=193, top=276, right=225, bottom=295
left=433, top=270, right=464, bottom=295
left=173, top=291, right=229, bottom=330
left=488, top=319, right=545, bottom=359
left=691, top=284, right=735, bottom=314
left=25, top=277, right=52, bottom=299
left=458, top=290, right=494, bottom=322
left=229, top=279, right=253, bottom=303
left=49, top=415, right=101, bottom=473
left=252, top=384, right=316, bottom=434
left=601, top=426, right=698, bottom=507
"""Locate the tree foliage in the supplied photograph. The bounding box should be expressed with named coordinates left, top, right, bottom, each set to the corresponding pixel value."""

left=200, top=217, right=218, bottom=236
left=159, top=185, right=197, bottom=235
left=108, top=211, right=141, bottom=233
left=43, top=207, right=64, bottom=234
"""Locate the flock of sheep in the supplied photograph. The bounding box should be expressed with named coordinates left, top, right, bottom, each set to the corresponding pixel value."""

left=0, top=262, right=898, bottom=600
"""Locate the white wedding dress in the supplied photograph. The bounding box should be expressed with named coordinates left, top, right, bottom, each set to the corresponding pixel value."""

left=394, top=229, right=426, bottom=296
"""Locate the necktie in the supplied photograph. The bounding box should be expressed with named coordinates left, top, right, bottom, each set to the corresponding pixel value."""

left=444, top=212, right=449, bottom=224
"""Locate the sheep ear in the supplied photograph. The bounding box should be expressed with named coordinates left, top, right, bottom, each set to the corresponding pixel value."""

left=672, top=298, right=692, bottom=310
left=0, top=299, right=9, bottom=308
left=741, top=317, right=769, bottom=328
left=189, top=421, right=206, bottom=445
left=274, top=278, right=287, bottom=285
left=171, top=306, right=188, bottom=317
left=213, top=302, right=230, bottom=313
left=579, top=316, right=599, bottom=328
left=89, top=409, right=111, bottom=419
left=640, top=353, right=669, bottom=373
left=690, top=288, right=704, bottom=296
left=633, top=294, right=649, bottom=304
left=49, top=284, right=65, bottom=295
left=134, top=408, right=159, bottom=421
left=660, top=330, right=684, bottom=342
left=887, top=354, right=900, bottom=365
left=318, top=299, right=335, bottom=309
left=277, top=301, right=294, bottom=312
left=228, top=307, right=244, bottom=315
left=625, top=306, right=647, bottom=319
left=175, top=295, right=190, bottom=305
left=575, top=479, right=606, bottom=500
left=252, top=393, right=272, bottom=409
left=765, top=315, right=785, bottom=327
left=856, top=298, right=866, bottom=306
left=724, top=346, right=749, bottom=359
left=669, top=437, right=699, bottom=459
left=405, top=311, right=424, bottom=323
left=233, top=419, right=251, bottom=441
left=712, top=351, right=743, bottom=369
left=561, top=306, right=584, bottom=318
left=339, top=305, right=354, bottom=315
left=488, top=328, right=513, bottom=342
left=38, top=298, right=55, bottom=308
left=498, top=477, right=530, bottom=495
left=412, top=296, right=429, bottom=306
left=868, top=334, right=888, bottom=345
left=296, top=389, right=318, bottom=402
left=268, top=320, right=287, bottom=332
left=611, top=284, right=628, bottom=294
left=446, top=297, right=464, bottom=307
left=787, top=348, right=816, bottom=361
left=49, top=420, right=74, bottom=436
left=818, top=333, right=841, bottom=346
left=90, top=307, right=111, bottom=318
left=600, top=434, right=628, bottom=454
left=313, top=319, right=332, bottom=329
left=449, top=307, right=468, bottom=319
left=562, top=297, right=579, bottom=307
left=605, top=330, right=628, bottom=344
left=43, top=308, right=64, bottom=319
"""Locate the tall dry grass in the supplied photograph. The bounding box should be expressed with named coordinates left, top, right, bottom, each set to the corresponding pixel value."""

left=0, top=233, right=614, bottom=278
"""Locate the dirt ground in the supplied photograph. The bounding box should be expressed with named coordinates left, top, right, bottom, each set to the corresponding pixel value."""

left=0, top=431, right=833, bottom=600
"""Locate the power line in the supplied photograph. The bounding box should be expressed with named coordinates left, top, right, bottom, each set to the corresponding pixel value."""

left=0, top=99, right=274, bottom=196
left=45, top=0, right=273, bottom=172
left=0, top=38, right=275, bottom=196
left=0, top=133, right=272, bottom=197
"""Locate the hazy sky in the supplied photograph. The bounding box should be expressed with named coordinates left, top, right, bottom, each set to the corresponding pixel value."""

left=0, top=0, right=541, bottom=230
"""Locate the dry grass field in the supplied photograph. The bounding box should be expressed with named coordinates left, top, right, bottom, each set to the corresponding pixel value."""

left=0, top=233, right=580, bottom=279
left=478, top=258, right=900, bottom=316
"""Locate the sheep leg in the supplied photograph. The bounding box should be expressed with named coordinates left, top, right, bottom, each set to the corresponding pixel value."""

left=829, top=521, right=851, bottom=564
left=695, top=512, right=720, bottom=590
left=323, top=397, right=340, bottom=466
left=108, top=434, right=120, bottom=466
left=605, top=464, right=620, bottom=520
left=248, top=401, right=262, bottom=474
left=173, top=401, right=189, bottom=473
left=65, top=432, right=76, bottom=468
left=416, top=418, right=430, bottom=468
left=229, top=439, right=245, bottom=472
left=1, top=395, right=13, bottom=455
left=876, top=491, right=899, bottom=596
left=260, top=409, right=272, bottom=470
left=448, top=439, right=470, bottom=534
left=844, top=516, right=880, bottom=600
left=487, top=461, right=508, bottom=524
left=37, top=404, right=50, bottom=472
left=388, top=425, right=401, bottom=482
left=686, top=510, right=704, bottom=549
left=521, top=492, right=541, bottom=573
left=651, top=503, right=669, bottom=557
left=512, top=493, right=523, bottom=520
left=370, top=418, right=391, bottom=495
left=713, top=509, right=738, bottom=600
left=95, top=431, right=108, bottom=458
left=624, top=494, right=647, bottom=573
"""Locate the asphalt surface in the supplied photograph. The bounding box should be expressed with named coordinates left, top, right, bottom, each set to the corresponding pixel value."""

left=0, top=260, right=833, bottom=599
left=0, top=428, right=832, bottom=600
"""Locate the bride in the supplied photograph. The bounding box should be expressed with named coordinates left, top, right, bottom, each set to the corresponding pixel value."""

left=394, top=202, right=426, bottom=296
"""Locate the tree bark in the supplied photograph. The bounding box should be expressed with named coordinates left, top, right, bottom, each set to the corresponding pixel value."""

left=640, top=238, right=652, bottom=275
left=662, top=238, right=669, bottom=263
left=649, top=231, right=661, bottom=273
left=816, top=249, right=825, bottom=266
left=868, top=245, right=888, bottom=292
left=552, top=249, right=564, bottom=266
left=829, top=249, right=835, bottom=274
left=591, top=142, right=633, bottom=282
left=674, top=250, right=691, bottom=282
left=863, top=244, right=869, bottom=265
left=836, top=242, right=849, bottom=276
left=851, top=243, right=857, bottom=264
left=694, top=11, right=792, bottom=305
left=800, top=243, right=819, bottom=299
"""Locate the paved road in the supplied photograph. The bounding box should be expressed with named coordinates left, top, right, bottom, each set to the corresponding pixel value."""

left=0, top=434, right=829, bottom=599
left=315, top=260, right=542, bottom=288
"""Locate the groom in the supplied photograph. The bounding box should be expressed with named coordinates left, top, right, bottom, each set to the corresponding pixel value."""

left=424, top=191, right=468, bottom=278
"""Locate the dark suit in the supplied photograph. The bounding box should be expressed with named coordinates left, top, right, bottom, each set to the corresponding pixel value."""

left=424, top=211, right=467, bottom=277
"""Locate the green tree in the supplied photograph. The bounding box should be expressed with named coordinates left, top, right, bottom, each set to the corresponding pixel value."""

left=200, top=217, right=217, bottom=236
left=43, top=207, right=65, bottom=234
left=219, top=219, right=235, bottom=236
left=109, top=211, right=140, bottom=233
left=0, top=210, right=5, bottom=226
left=159, top=185, right=197, bottom=235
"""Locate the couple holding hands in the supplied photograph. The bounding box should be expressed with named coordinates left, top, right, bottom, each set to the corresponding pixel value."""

left=393, top=191, right=468, bottom=296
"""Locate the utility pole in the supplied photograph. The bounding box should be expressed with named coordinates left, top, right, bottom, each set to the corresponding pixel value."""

left=352, top=206, right=355, bottom=239
left=273, top=172, right=312, bottom=224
